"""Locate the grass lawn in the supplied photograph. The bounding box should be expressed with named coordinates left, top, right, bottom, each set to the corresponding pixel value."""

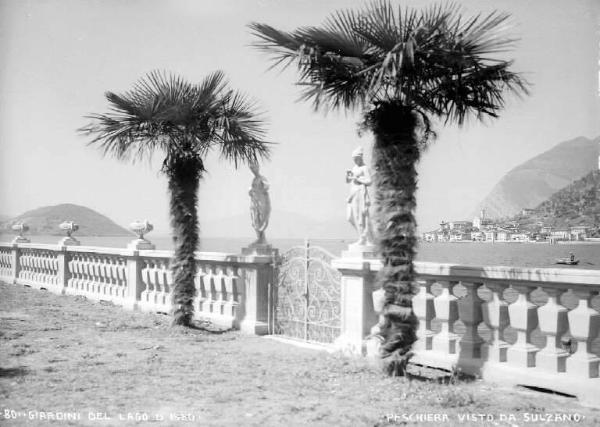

left=1, top=281, right=599, bottom=426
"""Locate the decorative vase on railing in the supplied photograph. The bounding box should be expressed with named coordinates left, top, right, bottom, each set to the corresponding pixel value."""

left=128, top=219, right=155, bottom=250
left=11, top=222, right=30, bottom=244
left=58, top=221, right=80, bottom=246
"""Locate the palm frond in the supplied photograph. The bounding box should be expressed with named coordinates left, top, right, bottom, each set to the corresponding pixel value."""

left=214, top=90, right=272, bottom=167
left=81, top=70, right=271, bottom=169
left=249, top=0, right=529, bottom=122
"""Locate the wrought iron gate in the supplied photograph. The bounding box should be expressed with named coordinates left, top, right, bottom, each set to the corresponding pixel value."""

left=272, top=240, right=341, bottom=344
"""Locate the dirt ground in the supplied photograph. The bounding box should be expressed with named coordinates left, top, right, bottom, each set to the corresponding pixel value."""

left=1, top=282, right=599, bottom=427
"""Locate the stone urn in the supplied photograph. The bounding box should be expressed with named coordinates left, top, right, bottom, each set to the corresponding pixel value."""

left=128, top=219, right=155, bottom=250
left=11, top=222, right=30, bottom=244
left=58, top=221, right=80, bottom=246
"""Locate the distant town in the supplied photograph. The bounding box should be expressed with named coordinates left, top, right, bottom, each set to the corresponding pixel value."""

left=422, top=209, right=600, bottom=244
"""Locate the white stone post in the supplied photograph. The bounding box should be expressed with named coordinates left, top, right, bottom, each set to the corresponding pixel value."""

left=432, top=280, right=459, bottom=355
left=10, top=244, right=21, bottom=284
left=331, top=258, right=379, bottom=355
left=54, top=247, right=70, bottom=295
left=536, top=287, right=569, bottom=373
left=566, top=288, right=600, bottom=378
left=239, top=255, right=275, bottom=335
left=413, top=279, right=435, bottom=351
left=507, top=284, right=539, bottom=368
left=123, top=250, right=144, bottom=310
left=482, top=282, right=509, bottom=363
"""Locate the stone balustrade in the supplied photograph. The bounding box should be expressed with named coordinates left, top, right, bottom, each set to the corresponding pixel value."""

left=2, top=239, right=599, bottom=406
left=333, top=257, right=600, bottom=406
left=0, top=242, right=274, bottom=335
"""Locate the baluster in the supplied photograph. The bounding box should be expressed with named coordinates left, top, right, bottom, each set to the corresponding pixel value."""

left=150, top=260, right=162, bottom=311
left=150, top=261, right=160, bottom=309
left=51, top=256, right=58, bottom=285
left=92, top=256, right=101, bottom=296
left=40, top=254, right=48, bottom=284
left=231, top=267, right=240, bottom=314
left=44, top=254, right=51, bottom=285
left=76, top=255, right=84, bottom=292
left=413, top=279, right=435, bottom=351
left=507, top=283, right=539, bottom=367
left=215, top=267, right=225, bottom=316
left=457, top=281, right=484, bottom=359
left=194, top=266, right=206, bottom=314
left=566, top=288, right=600, bottom=378
left=164, top=261, right=173, bottom=296
left=140, top=260, right=152, bottom=309
left=107, top=259, right=116, bottom=297
left=83, top=256, right=92, bottom=295
left=18, top=252, right=25, bottom=280
left=222, top=266, right=235, bottom=320
left=158, top=261, right=169, bottom=310
left=202, top=266, right=215, bottom=313
left=66, top=257, right=74, bottom=293
left=482, top=282, right=510, bottom=362
left=98, top=258, right=107, bottom=297
left=33, top=253, right=41, bottom=283
left=117, top=259, right=127, bottom=298
left=432, top=280, right=459, bottom=355
left=537, top=287, right=569, bottom=372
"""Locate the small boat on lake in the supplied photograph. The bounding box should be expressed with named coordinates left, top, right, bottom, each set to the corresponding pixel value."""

left=556, top=258, right=579, bottom=265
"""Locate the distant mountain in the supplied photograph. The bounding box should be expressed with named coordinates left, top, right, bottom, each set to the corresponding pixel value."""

left=0, top=203, right=131, bottom=236
left=201, top=210, right=355, bottom=240
left=530, top=170, right=600, bottom=229
left=473, top=136, right=599, bottom=219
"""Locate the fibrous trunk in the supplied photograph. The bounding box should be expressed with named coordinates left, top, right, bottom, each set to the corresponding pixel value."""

left=370, top=102, right=421, bottom=376
left=168, top=157, right=202, bottom=326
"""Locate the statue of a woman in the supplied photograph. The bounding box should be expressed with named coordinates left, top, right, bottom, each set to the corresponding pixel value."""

left=249, top=161, right=271, bottom=245
left=346, top=147, right=374, bottom=246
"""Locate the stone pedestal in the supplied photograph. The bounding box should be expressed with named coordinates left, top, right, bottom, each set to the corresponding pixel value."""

left=58, top=236, right=80, bottom=246
left=11, top=236, right=30, bottom=244
left=341, top=243, right=377, bottom=259
left=332, top=257, right=379, bottom=355
left=127, top=238, right=155, bottom=251
left=241, top=243, right=278, bottom=257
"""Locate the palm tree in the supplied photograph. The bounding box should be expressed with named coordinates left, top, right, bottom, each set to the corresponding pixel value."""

left=250, top=1, right=528, bottom=374
left=81, top=71, right=271, bottom=326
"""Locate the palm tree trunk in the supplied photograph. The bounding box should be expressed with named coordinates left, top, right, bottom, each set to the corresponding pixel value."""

left=168, top=157, right=202, bottom=326
left=370, top=102, right=421, bottom=376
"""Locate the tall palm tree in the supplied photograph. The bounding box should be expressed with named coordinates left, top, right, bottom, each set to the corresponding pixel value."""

left=81, top=71, right=271, bottom=326
left=250, top=1, right=528, bottom=374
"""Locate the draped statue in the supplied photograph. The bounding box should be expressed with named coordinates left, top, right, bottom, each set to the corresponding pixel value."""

left=249, top=161, right=271, bottom=245
left=346, top=146, right=374, bottom=246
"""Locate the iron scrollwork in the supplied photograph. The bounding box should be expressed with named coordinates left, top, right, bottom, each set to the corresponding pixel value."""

left=274, top=243, right=341, bottom=344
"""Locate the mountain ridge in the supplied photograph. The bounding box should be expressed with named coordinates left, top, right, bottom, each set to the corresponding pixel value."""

left=473, top=136, right=599, bottom=219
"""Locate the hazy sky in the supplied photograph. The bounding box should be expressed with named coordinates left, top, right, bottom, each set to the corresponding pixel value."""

left=1, top=0, right=599, bottom=236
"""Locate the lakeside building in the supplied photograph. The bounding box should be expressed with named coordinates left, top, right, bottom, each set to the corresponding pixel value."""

left=422, top=208, right=596, bottom=243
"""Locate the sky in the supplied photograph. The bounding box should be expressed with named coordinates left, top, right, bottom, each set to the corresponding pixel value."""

left=0, top=0, right=599, bottom=237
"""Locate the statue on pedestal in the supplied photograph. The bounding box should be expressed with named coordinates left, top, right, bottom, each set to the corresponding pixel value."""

left=249, top=161, right=271, bottom=246
left=346, top=147, right=374, bottom=247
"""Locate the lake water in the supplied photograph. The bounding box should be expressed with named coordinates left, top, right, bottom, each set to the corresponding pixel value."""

left=6, top=235, right=600, bottom=270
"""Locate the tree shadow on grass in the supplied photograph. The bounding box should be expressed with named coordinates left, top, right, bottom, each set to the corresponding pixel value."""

left=406, top=362, right=476, bottom=385
left=170, top=320, right=235, bottom=335
left=0, top=367, right=28, bottom=378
